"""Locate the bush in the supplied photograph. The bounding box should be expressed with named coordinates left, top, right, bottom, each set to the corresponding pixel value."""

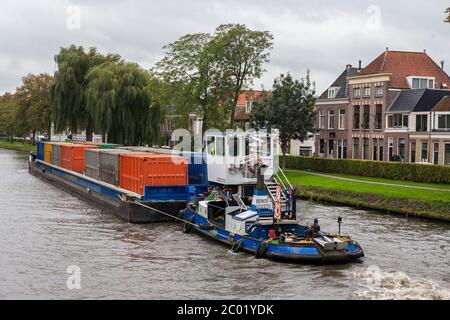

left=285, top=156, right=450, bottom=184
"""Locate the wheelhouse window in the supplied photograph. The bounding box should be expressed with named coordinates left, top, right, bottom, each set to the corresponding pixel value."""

left=416, top=115, right=428, bottom=132
left=328, top=110, right=335, bottom=129
left=338, top=109, right=346, bottom=130
left=353, top=105, right=360, bottom=129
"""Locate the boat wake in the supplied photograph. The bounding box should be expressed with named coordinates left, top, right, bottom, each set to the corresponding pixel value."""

left=353, top=266, right=450, bottom=300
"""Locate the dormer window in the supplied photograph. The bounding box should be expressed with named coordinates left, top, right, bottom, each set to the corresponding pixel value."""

left=410, top=77, right=435, bottom=89
left=328, top=87, right=340, bottom=99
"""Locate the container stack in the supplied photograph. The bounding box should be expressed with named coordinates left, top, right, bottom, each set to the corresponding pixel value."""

left=36, top=142, right=205, bottom=197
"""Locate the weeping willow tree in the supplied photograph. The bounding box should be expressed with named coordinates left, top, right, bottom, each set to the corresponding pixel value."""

left=85, top=61, right=163, bottom=145
left=50, top=45, right=119, bottom=141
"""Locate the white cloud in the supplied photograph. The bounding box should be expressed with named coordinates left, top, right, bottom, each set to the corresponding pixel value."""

left=0, top=0, right=449, bottom=95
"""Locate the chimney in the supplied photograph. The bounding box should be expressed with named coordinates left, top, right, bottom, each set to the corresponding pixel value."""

left=441, top=60, right=445, bottom=70
left=386, top=47, right=389, bottom=52
left=358, top=60, right=362, bottom=70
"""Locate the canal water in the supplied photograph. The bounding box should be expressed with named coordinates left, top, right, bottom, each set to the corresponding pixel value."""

left=0, top=149, right=449, bottom=300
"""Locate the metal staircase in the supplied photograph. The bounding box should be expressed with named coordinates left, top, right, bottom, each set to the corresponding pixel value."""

left=265, top=168, right=296, bottom=217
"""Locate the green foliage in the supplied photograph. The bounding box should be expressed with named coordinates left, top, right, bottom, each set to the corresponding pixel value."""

left=50, top=45, right=120, bottom=139
left=285, top=156, right=450, bottom=184
left=445, top=7, right=450, bottom=22
left=251, top=72, right=316, bottom=168
left=211, top=24, right=274, bottom=127
left=154, top=24, right=273, bottom=131
left=14, top=73, right=53, bottom=142
left=0, top=93, right=19, bottom=140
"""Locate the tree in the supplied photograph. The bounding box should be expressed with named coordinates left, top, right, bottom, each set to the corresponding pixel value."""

left=85, top=61, right=162, bottom=145
left=0, top=93, right=19, bottom=142
left=212, top=24, right=273, bottom=128
left=154, top=33, right=227, bottom=133
left=445, top=7, right=450, bottom=23
left=14, top=73, right=53, bottom=143
left=50, top=45, right=120, bottom=141
left=251, top=72, right=316, bottom=170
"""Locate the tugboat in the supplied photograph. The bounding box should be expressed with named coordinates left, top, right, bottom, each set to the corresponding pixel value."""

left=181, top=131, right=364, bottom=264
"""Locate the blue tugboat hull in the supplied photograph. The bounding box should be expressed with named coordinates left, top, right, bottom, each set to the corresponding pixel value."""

left=184, top=210, right=364, bottom=264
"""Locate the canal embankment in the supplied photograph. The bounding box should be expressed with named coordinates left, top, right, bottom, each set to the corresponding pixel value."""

left=286, top=169, right=450, bottom=222
left=0, top=139, right=35, bottom=153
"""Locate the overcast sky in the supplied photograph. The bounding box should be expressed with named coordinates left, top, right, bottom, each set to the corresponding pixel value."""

left=1, top=0, right=449, bottom=96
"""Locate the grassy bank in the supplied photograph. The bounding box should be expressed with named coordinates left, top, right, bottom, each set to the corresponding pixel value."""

left=285, top=169, right=450, bottom=222
left=0, top=139, right=36, bottom=153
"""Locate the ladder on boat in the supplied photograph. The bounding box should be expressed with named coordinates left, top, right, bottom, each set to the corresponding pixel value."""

left=265, top=168, right=296, bottom=217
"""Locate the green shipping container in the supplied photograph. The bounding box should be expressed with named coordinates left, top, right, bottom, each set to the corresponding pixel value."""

left=95, top=143, right=123, bottom=149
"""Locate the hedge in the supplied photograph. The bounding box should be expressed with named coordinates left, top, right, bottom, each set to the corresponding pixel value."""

left=285, top=156, right=450, bottom=185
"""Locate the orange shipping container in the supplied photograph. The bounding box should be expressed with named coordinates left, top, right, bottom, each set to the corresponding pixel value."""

left=61, top=144, right=100, bottom=174
left=120, top=154, right=188, bottom=195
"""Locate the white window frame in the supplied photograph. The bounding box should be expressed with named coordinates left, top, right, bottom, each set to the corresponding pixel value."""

left=375, top=85, right=383, bottom=97
left=354, top=88, right=361, bottom=99
left=245, top=100, right=253, bottom=113
left=338, top=109, right=345, bottom=130
left=363, top=86, right=371, bottom=97
left=319, top=110, right=325, bottom=129
left=409, top=76, right=435, bottom=89
left=328, top=87, right=340, bottom=99
left=328, top=110, right=335, bottom=129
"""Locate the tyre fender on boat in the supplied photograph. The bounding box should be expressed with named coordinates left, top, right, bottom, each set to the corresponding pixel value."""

left=231, top=239, right=243, bottom=253
left=183, top=217, right=193, bottom=234
left=255, top=241, right=268, bottom=259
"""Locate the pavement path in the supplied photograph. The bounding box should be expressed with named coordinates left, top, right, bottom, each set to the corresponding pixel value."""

left=294, top=170, right=450, bottom=193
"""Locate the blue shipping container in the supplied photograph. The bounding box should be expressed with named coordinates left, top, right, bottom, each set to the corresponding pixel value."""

left=188, top=152, right=208, bottom=186
left=143, top=185, right=198, bottom=201
left=37, top=142, right=44, bottom=161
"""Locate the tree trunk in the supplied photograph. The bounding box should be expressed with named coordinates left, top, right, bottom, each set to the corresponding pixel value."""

left=32, top=130, right=36, bottom=145
left=85, top=117, right=93, bottom=142
left=47, top=121, right=52, bottom=142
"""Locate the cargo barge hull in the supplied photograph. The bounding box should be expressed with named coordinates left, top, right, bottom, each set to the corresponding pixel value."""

left=28, top=157, right=186, bottom=224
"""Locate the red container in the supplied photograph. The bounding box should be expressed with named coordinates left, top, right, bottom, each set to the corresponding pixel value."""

left=120, top=154, right=188, bottom=195
left=61, top=144, right=100, bottom=174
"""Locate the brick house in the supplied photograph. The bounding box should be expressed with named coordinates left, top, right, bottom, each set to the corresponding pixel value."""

left=235, top=90, right=315, bottom=156
left=385, top=89, right=450, bottom=164
left=314, top=64, right=359, bottom=158
left=315, top=49, right=450, bottom=162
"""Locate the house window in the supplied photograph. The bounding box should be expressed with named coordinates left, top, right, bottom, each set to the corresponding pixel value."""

left=338, top=109, right=346, bottom=130
left=337, top=140, right=347, bottom=159
left=328, top=110, right=335, bottom=129
left=387, top=114, right=408, bottom=128
left=433, top=143, right=439, bottom=165
left=437, top=115, right=450, bottom=130
left=354, top=88, right=361, bottom=99
left=403, top=115, right=409, bottom=128
left=353, top=138, right=359, bottom=159
left=375, top=105, right=382, bottom=129
left=353, top=106, right=360, bottom=129
left=299, top=147, right=312, bottom=157
left=375, top=86, right=383, bottom=97
left=388, top=137, right=394, bottom=161
left=319, top=139, right=325, bottom=155
left=410, top=142, right=416, bottom=163
left=416, top=115, right=428, bottom=132
left=245, top=100, right=253, bottom=113
left=328, top=139, right=335, bottom=157
left=379, top=139, right=384, bottom=161
left=363, top=138, right=369, bottom=160
left=328, top=87, right=340, bottom=99
left=363, top=87, right=371, bottom=97
left=373, top=138, right=378, bottom=161
left=319, top=110, right=325, bottom=129
left=398, top=138, right=406, bottom=161
left=445, top=144, right=450, bottom=165
left=412, top=77, right=434, bottom=89
left=362, top=105, right=370, bottom=130
left=421, top=143, right=429, bottom=162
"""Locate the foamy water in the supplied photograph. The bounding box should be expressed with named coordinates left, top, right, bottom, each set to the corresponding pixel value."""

left=353, top=267, right=450, bottom=300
